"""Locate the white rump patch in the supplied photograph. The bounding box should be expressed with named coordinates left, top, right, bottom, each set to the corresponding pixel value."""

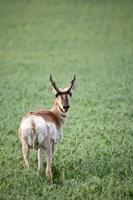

left=20, top=115, right=61, bottom=147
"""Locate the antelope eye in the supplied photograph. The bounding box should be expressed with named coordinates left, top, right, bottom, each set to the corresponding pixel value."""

left=55, top=92, right=62, bottom=97
left=69, top=92, right=72, bottom=97
left=55, top=93, right=59, bottom=97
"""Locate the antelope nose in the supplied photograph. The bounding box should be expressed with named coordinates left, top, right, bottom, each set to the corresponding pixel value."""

left=63, top=105, right=70, bottom=111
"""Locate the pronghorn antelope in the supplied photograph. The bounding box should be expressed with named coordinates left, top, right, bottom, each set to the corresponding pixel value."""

left=19, top=75, right=76, bottom=183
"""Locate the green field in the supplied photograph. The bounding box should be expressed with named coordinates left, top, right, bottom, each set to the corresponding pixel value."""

left=0, top=0, right=133, bottom=199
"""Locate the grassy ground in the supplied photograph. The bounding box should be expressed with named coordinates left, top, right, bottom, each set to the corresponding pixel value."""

left=0, top=0, right=133, bottom=199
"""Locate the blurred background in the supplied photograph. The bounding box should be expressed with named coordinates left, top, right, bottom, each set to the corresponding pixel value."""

left=0, top=0, right=133, bottom=199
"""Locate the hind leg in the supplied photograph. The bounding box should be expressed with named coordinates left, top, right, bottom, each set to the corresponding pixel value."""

left=45, top=146, right=53, bottom=183
left=44, top=130, right=53, bottom=183
left=22, top=138, right=30, bottom=168
left=19, top=129, right=30, bottom=168
left=38, top=148, right=43, bottom=176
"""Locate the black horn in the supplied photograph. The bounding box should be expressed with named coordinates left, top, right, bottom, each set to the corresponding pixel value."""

left=50, top=74, right=60, bottom=93
left=67, top=74, right=76, bottom=92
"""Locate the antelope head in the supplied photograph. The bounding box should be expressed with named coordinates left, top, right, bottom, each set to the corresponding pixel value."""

left=50, top=74, right=76, bottom=113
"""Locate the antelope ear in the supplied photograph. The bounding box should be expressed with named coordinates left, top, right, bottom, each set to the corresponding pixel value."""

left=71, top=83, right=76, bottom=90
left=70, top=83, right=76, bottom=90
left=51, top=87, right=58, bottom=95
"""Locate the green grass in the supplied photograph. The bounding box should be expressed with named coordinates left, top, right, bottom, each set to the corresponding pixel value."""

left=0, top=0, right=133, bottom=199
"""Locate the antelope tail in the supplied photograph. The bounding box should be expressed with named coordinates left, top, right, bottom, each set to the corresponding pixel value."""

left=31, top=120, right=37, bottom=148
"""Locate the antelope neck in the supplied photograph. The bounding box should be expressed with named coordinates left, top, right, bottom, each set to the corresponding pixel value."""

left=51, top=101, right=67, bottom=122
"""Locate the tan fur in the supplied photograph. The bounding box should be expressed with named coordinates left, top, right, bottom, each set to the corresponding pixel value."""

left=19, top=76, right=76, bottom=183
left=24, top=109, right=62, bottom=129
left=19, top=99, right=66, bottom=183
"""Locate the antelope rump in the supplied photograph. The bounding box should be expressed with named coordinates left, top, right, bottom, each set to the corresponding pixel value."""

left=18, top=75, right=76, bottom=183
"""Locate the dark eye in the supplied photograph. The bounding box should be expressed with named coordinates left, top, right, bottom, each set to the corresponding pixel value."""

left=55, top=92, right=62, bottom=98
left=55, top=93, right=59, bottom=97
left=69, top=92, right=72, bottom=97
